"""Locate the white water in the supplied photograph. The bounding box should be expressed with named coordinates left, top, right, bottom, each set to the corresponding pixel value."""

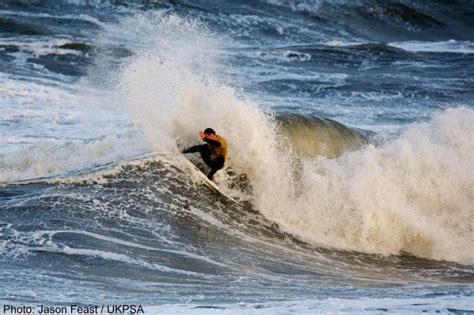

left=273, top=108, right=474, bottom=264
left=0, top=73, right=146, bottom=183
left=0, top=11, right=471, bottom=265
left=154, top=296, right=474, bottom=314
left=1, top=11, right=472, bottom=265
left=117, top=13, right=474, bottom=264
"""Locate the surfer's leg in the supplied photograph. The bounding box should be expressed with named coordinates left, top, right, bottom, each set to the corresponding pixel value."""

left=184, top=144, right=214, bottom=169
left=198, top=145, right=213, bottom=166
left=207, top=156, right=225, bottom=180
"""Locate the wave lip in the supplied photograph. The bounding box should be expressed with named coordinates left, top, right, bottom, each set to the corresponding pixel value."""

left=277, top=114, right=371, bottom=158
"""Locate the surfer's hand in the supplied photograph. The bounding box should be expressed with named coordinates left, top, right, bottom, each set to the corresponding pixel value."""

left=198, top=130, right=205, bottom=139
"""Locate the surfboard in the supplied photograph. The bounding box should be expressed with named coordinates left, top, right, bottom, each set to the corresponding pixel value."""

left=180, top=156, right=242, bottom=206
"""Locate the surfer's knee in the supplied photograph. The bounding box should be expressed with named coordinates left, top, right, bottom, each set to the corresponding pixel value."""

left=200, top=147, right=212, bottom=165
left=207, top=157, right=225, bottom=180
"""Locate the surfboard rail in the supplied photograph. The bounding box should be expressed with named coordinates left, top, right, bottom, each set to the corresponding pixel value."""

left=180, top=156, right=242, bottom=206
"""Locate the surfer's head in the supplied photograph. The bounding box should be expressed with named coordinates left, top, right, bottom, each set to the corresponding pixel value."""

left=204, top=128, right=216, bottom=135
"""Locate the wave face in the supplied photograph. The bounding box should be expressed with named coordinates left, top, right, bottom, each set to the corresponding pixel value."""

left=0, top=0, right=473, bottom=312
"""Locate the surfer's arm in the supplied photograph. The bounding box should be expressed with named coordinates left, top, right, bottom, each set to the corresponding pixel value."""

left=203, top=138, right=221, bottom=147
left=182, top=144, right=206, bottom=154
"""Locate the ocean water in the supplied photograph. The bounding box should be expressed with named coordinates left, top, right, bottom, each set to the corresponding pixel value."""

left=0, top=0, right=473, bottom=313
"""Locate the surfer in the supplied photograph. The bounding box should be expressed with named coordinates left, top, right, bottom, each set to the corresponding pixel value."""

left=180, top=128, right=228, bottom=180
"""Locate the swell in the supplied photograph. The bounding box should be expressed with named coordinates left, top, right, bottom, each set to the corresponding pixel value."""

left=264, top=0, right=473, bottom=41
left=2, top=0, right=473, bottom=43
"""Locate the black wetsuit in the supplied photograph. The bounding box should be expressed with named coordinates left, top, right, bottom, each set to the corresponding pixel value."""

left=182, top=138, right=225, bottom=180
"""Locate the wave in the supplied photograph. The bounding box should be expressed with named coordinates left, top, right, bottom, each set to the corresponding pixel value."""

left=0, top=135, right=147, bottom=183
left=2, top=11, right=472, bottom=266
left=0, top=10, right=106, bottom=28
left=0, top=37, right=89, bottom=58
left=270, top=107, right=474, bottom=265
left=264, top=0, right=473, bottom=40
left=0, top=16, right=47, bottom=36
left=155, top=296, right=474, bottom=314
left=4, top=0, right=473, bottom=45
left=390, top=40, right=474, bottom=54
left=114, top=12, right=473, bottom=264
